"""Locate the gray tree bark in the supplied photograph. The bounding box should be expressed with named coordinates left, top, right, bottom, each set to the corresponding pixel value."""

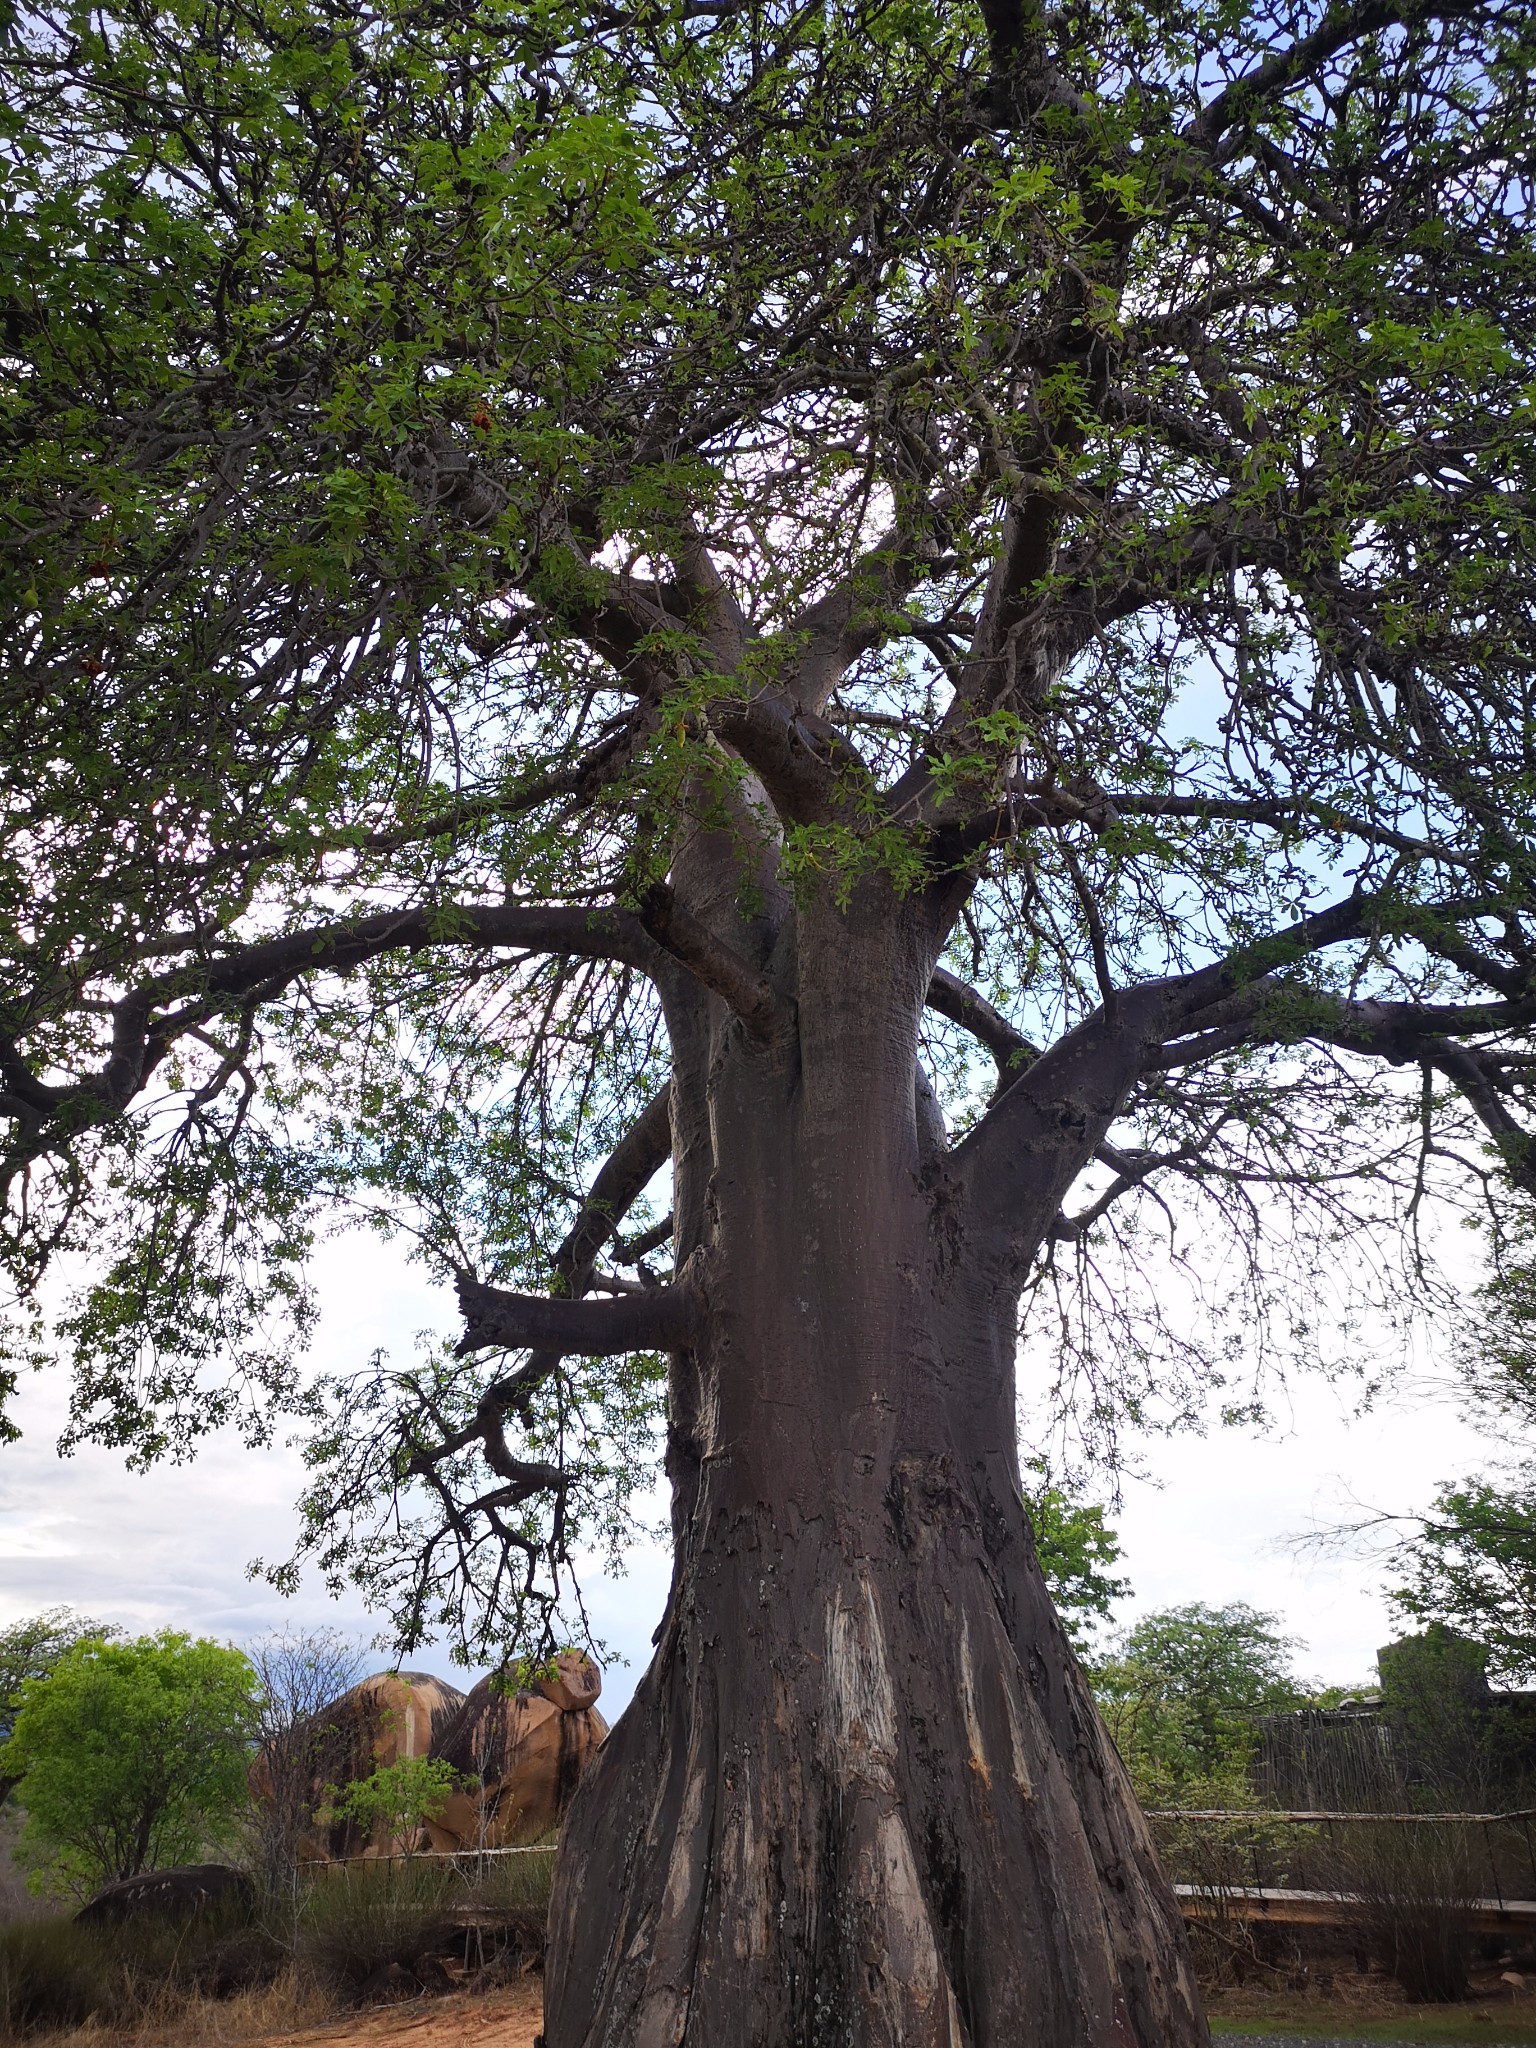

left=542, top=870, right=1206, bottom=2048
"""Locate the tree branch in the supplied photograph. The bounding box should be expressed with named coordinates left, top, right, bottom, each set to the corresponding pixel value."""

left=0, top=903, right=667, bottom=1188
left=407, top=1090, right=677, bottom=1491
left=551, top=1084, right=674, bottom=1294
left=708, top=688, right=870, bottom=826
left=639, top=885, right=788, bottom=1040
left=926, top=966, right=1038, bottom=1081
left=167, top=902, right=660, bottom=1007
left=954, top=982, right=1177, bottom=1253
left=778, top=511, right=955, bottom=713
left=1186, top=0, right=1487, bottom=153
left=455, top=1272, right=699, bottom=1357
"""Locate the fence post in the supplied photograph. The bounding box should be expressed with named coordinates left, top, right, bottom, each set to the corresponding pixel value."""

left=1484, top=1818, right=1504, bottom=1912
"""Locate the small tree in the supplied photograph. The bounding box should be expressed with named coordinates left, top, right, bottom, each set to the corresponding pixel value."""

left=1090, top=1603, right=1307, bottom=1805
left=318, top=1756, right=462, bottom=1847
left=245, top=1626, right=365, bottom=1902
left=1386, top=1477, right=1536, bottom=1689
left=4, top=1632, right=259, bottom=1895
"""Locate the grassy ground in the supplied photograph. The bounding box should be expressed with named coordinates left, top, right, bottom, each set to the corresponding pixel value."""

left=1211, top=2022, right=1536, bottom=2045
left=1207, top=1987, right=1536, bottom=2044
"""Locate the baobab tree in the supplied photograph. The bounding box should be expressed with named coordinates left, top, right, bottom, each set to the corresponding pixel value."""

left=3, top=0, right=1534, bottom=2038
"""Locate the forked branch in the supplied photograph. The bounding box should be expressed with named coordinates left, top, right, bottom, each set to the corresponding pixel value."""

left=926, top=966, right=1038, bottom=1082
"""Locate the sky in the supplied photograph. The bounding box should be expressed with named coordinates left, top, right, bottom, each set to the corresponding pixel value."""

left=0, top=1223, right=1498, bottom=1725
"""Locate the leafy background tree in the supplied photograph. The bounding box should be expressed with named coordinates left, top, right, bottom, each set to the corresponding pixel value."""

left=0, top=1610, right=117, bottom=1796
left=0, top=1608, right=120, bottom=1920
left=1386, top=1480, right=1536, bottom=1688
left=1343, top=1258, right=1536, bottom=1704
left=1022, top=1461, right=1131, bottom=1654
left=1089, top=1603, right=1309, bottom=1807
left=4, top=1633, right=258, bottom=1896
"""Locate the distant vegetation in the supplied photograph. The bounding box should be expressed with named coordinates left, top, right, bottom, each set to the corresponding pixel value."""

left=1087, top=1602, right=1310, bottom=1808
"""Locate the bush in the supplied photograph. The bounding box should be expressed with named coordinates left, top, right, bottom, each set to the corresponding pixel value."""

left=0, top=1892, right=282, bottom=2040
left=0, top=1852, right=558, bottom=2035
left=1326, top=1819, right=1476, bottom=2003
left=293, top=1850, right=554, bottom=2000
left=318, top=1756, right=463, bottom=1844
left=295, top=1859, right=460, bottom=1997
left=470, top=1845, right=556, bottom=1915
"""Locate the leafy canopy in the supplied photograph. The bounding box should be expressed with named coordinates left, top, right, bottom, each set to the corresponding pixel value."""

left=0, top=1608, right=119, bottom=1760
left=1386, top=1480, right=1536, bottom=1686
left=4, top=1633, right=259, bottom=1893
left=1, top=0, right=1535, bottom=1661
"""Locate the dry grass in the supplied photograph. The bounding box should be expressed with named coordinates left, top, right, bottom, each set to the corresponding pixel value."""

left=0, top=1966, right=330, bottom=2048
left=0, top=1857, right=553, bottom=2047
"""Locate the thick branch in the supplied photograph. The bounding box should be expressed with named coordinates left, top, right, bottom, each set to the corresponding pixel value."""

left=420, top=1089, right=677, bottom=1486
left=1165, top=889, right=1379, bottom=1023
left=1156, top=989, right=1536, bottom=1073
left=709, top=689, right=868, bottom=826
left=553, top=1084, right=674, bottom=1294
left=455, top=1272, right=699, bottom=1356
left=926, top=966, right=1038, bottom=1080
left=0, top=902, right=666, bottom=1185
left=954, top=982, right=1177, bottom=1254
left=1424, top=1040, right=1536, bottom=1198
left=166, top=902, right=659, bottom=1008
left=639, top=885, right=787, bottom=1040
left=892, top=499, right=1062, bottom=812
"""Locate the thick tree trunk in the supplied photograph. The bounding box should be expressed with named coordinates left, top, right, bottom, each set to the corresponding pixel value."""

left=542, top=906, right=1206, bottom=2047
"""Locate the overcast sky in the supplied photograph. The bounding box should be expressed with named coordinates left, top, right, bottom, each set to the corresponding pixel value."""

left=0, top=1224, right=1495, bottom=1722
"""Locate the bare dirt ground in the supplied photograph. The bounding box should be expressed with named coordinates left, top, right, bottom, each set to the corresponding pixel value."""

left=213, top=1983, right=543, bottom=2048
left=11, top=1980, right=544, bottom=2048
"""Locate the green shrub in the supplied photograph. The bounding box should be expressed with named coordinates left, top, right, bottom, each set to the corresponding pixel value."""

left=292, top=1852, right=555, bottom=2000
left=318, top=1756, right=464, bottom=1843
